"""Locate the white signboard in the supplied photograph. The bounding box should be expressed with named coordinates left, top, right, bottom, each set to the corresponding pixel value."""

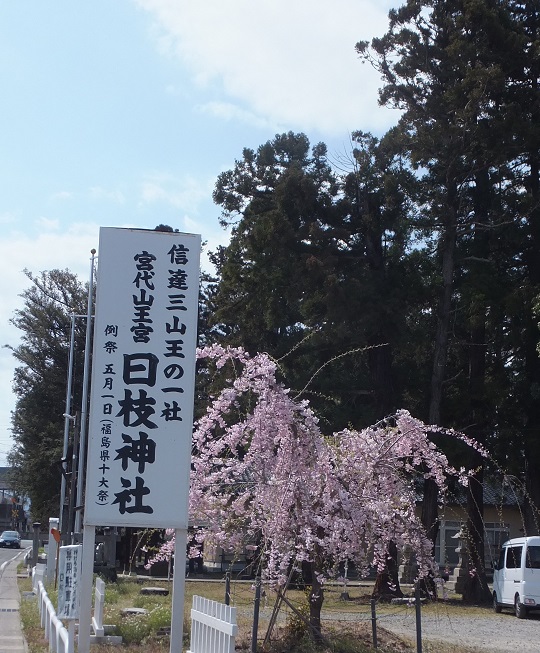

left=57, top=544, right=83, bottom=620
left=84, top=227, right=201, bottom=528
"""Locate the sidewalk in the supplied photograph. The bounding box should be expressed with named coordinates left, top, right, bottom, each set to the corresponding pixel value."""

left=0, top=554, right=29, bottom=653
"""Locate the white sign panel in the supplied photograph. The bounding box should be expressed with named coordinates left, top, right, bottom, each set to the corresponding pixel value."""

left=84, top=227, right=201, bottom=528
left=57, top=544, right=83, bottom=620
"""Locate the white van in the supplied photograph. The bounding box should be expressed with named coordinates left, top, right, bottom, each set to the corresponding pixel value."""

left=493, top=536, right=540, bottom=618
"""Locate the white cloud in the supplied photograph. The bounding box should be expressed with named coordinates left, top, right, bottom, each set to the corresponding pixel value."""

left=0, top=212, right=16, bottom=225
left=196, top=101, right=274, bottom=130
left=50, top=191, right=73, bottom=201
left=140, top=172, right=211, bottom=213
left=89, top=186, right=126, bottom=204
left=35, top=216, right=60, bottom=231
left=134, top=0, right=397, bottom=135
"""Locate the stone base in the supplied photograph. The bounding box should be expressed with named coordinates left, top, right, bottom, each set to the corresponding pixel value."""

left=399, top=563, right=418, bottom=584
left=89, top=635, right=123, bottom=646
left=446, top=569, right=468, bottom=594
left=140, top=586, right=169, bottom=596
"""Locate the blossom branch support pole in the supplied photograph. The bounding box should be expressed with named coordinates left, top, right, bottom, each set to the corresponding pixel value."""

left=370, top=599, right=377, bottom=649
left=415, top=588, right=423, bottom=653
left=170, top=528, right=188, bottom=653
left=225, top=572, right=231, bottom=605
left=251, top=576, right=262, bottom=653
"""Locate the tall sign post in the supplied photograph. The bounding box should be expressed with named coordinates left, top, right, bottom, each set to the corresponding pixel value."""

left=79, top=227, right=201, bottom=653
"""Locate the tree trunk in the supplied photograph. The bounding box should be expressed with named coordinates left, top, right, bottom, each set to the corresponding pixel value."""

left=462, top=166, right=492, bottom=605
left=308, top=570, right=324, bottom=642
left=308, top=544, right=326, bottom=642
left=372, top=542, right=404, bottom=600
left=523, top=149, right=540, bottom=534
left=463, top=468, right=492, bottom=604
left=421, top=181, right=458, bottom=583
left=428, top=186, right=457, bottom=428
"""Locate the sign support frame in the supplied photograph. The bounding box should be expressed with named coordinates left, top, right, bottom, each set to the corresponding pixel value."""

left=77, top=524, right=96, bottom=653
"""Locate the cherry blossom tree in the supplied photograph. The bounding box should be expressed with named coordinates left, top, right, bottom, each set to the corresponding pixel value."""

left=150, top=345, right=486, bottom=638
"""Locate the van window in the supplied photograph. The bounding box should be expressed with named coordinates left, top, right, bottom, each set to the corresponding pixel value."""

left=498, top=548, right=505, bottom=570
left=525, top=545, right=540, bottom=568
left=506, top=546, right=523, bottom=568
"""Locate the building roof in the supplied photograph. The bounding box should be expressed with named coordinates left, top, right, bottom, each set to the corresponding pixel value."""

left=445, top=477, right=523, bottom=507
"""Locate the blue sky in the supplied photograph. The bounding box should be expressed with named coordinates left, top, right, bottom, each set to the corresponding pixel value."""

left=0, top=0, right=400, bottom=465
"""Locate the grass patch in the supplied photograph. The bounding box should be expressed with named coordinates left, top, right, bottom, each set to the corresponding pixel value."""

left=19, top=597, right=49, bottom=653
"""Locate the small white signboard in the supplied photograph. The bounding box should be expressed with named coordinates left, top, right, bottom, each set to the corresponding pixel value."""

left=57, top=544, right=83, bottom=620
left=84, top=227, right=200, bottom=528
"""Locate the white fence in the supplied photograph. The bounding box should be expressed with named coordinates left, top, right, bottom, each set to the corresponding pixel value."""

left=92, top=577, right=105, bottom=637
left=188, top=595, right=238, bottom=653
left=37, top=580, right=74, bottom=653
left=35, top=574, right=236, bottom=653
left=32, top=563, right=46, bottom=592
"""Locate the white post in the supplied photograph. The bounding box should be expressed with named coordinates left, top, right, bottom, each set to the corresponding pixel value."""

left=170, top=528, right=188, bottom=653
left=67, top=620, right=75, bottom=653
left=32, top=564, right=46, bottom=593
left=46, top=518, right=59, bottom=585
left=77, top=524, right=96, bottom=653
left=92, top=577, right=105, bottom=637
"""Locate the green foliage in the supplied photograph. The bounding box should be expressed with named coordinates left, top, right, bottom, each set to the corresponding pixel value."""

left=210, top=130, right=421, bottom=431
left=7, top=269, right=88, bottom=523
left=101, top=586, right=121, bottom=605
left=19, top=596, right=49, bottom=653
left=108, top=604, right=173, bottom=645
left=115, top=613, right=153, bottom=644
left=284, top=590, right=311, bottom=641
left=147, top=604, right=173, bottom=632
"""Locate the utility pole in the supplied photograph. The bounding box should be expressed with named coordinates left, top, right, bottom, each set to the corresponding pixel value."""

left=74, top=250, right=96, bottom=535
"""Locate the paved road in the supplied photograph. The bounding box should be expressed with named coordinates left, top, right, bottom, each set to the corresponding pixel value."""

left=0, top=541, right=31, bottom=653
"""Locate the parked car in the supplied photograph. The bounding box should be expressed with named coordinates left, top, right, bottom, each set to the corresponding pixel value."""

left=0, top=530, right=21, bottom=548
left=493, top=536, right=540, bottom=618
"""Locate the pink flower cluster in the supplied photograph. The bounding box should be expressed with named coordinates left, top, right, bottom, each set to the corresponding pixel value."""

left=148, top=345, right=482, bottom=585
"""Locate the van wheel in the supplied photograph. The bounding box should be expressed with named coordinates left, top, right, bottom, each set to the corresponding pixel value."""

left=493, top=592, right=502, bottom=613
left=515, top=594, right=528, bottom=619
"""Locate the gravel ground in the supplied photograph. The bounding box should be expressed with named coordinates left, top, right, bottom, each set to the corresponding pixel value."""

left=321, top=604, right=540, bottom=652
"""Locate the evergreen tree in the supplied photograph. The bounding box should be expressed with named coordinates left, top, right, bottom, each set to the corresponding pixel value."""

left=357, top=0, right=530, bottom=602
left=7, top=270, right=88, bottom=524
left=211, top=130, right=420, bottom=431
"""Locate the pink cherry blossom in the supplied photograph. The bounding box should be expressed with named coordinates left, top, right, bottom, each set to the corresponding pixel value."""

left=147, top=346, right=484, bottom=633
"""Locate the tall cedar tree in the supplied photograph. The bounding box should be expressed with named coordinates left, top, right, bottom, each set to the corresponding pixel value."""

left=211, top=131, right=420, bottom=432
left=360, top=0, right=540, bottom=601
left=504, top=1, right=540, bottom=536
left=7, top=270, right=88, bottom=524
